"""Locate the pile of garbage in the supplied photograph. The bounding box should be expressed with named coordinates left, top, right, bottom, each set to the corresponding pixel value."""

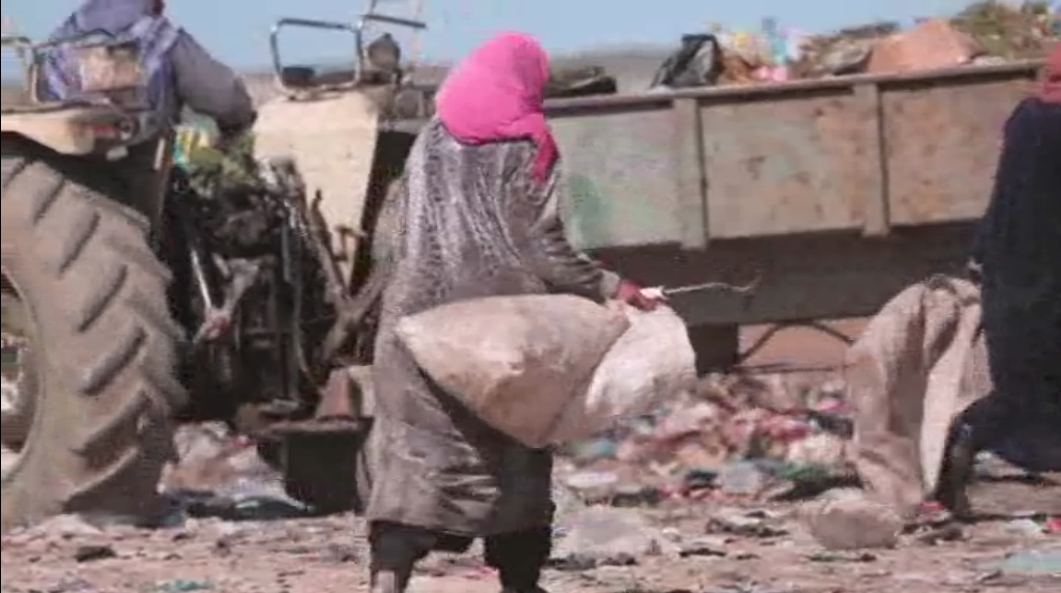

left=662, top=1, right=1059, bottom=89
left=556, top=371, right=856, bottom=506
left=951, top=0, right=1058, bottom=59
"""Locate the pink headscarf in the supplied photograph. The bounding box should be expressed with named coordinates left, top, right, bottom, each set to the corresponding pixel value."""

left=436, top=32, right=558, bottom=184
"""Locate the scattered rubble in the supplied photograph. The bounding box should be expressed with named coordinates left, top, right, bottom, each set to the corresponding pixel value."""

left=555, top=372, right=856, bottom=508
left=952, top=1, right=1059, bottom=59
left=1, top=362, right=1058, bottom=591
left=2, top=499, right=1056, bottom=592
left=801, top=488, right=904, bottom=550
left=710, top=1, right=1058, bottom=85
left=551, top=507, right=678, bottom=567
left=161, top=423, right=312, bottom=523
left=866, top=18, right=985, bottom=74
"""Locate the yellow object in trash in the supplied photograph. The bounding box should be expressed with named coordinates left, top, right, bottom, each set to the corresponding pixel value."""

left=173, top=126, right=214, bottom=166
left=176, top=126, right=212, bottom=150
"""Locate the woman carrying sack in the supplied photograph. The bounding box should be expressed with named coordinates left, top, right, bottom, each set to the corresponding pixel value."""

left=365, top=32, right=659, bottom=593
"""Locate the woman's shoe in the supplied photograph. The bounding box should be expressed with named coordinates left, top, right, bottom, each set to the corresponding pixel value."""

left=935, top=423, right=977, bottom=520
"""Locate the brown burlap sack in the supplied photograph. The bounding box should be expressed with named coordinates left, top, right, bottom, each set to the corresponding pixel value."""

left=395, top=295, right=630, bottom=447
left=844, top=275, right=990, bottom=518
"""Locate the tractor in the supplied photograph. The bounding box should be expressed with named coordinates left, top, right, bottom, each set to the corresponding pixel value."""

left=0, top=0, right=428, bottom=531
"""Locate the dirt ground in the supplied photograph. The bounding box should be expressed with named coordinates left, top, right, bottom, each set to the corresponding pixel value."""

left=2, top=477, right=1057, bottom=593
left=740, top=319, right=867, bottom=370
left=4, top=319, right=1058, bottom=593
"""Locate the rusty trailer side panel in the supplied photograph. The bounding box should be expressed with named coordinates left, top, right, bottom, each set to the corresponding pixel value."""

left=547, top=61, right=1042, bottom=251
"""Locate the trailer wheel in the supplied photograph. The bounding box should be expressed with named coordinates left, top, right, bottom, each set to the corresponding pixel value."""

left=1, top=141, right=187, bottom=532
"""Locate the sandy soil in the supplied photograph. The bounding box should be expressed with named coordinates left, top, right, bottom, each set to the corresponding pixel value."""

left=2, top=478, right=1057, bottom=593
left=6, top=282, right=1057, bottom=593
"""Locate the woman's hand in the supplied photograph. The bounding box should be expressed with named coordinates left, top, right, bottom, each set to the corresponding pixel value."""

left=615, top=279, right=663, bottom=311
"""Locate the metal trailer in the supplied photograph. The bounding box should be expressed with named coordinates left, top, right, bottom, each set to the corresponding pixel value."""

left=542, top=61, right=1043, bottom=368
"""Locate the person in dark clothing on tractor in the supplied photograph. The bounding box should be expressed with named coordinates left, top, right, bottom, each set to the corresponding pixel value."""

left=935, top=43, right=1061, bottom=518
left=45, top=0, right=255, bottom=137
left=42, top=0, right=257, bottom=216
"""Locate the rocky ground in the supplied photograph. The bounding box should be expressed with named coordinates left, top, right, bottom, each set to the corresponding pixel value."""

left=4, top=319, right=1058, bottom=593
left=2, top=464, right=1058, bottom=593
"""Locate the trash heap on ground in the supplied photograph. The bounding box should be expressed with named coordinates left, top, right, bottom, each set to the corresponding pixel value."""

left=146, top=368, right=858, bottom=521
left=555, top=371, right=856, bottom=506
left=661, top=1, right=1058, bottom=89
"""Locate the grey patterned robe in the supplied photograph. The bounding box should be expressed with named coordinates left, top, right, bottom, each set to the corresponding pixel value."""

left=366, top=119, right=620, bottom=535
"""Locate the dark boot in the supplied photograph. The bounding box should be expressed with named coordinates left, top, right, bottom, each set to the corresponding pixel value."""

left=485, top=527, right=552, bottom=593
left=368, top=522, right=433, bottom=593
left=935, top=389, right=1024, bottom=521
left=935, top=421, right=978, bottom=520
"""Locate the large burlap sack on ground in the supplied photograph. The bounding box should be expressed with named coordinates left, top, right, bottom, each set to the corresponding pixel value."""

left=547, top=303, right=697, bottom=444
left=844, top=275, right=989, bottom=518
left=395, top=295, right=630, bottom=447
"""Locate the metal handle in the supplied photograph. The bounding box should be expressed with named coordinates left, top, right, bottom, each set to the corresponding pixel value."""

left=359, top=0, right=428, bottom=32
left=270, top=18, right=360, bottom=92
left=270, top=10, right=427, bottom=92
left=357, top=13, right=426, bottom=30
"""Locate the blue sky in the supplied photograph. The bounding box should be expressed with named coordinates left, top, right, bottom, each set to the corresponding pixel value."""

left=2, top=0, right=998, bottom=73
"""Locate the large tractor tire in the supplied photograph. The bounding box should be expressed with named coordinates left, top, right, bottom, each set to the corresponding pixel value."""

left=1, top=140, right=187, bottom=532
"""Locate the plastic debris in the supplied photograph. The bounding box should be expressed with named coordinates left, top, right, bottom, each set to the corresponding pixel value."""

left=160, top=424, right=313, bottom=522
left=718, top=461, right=770, bottom=496
left=700, top=2, right=1059, bottom=87
left=556, top=371, right=857, bottom=505
left=994, top=544, right=1061, bottom=575
left=551, top=507, right=679, bottom=565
